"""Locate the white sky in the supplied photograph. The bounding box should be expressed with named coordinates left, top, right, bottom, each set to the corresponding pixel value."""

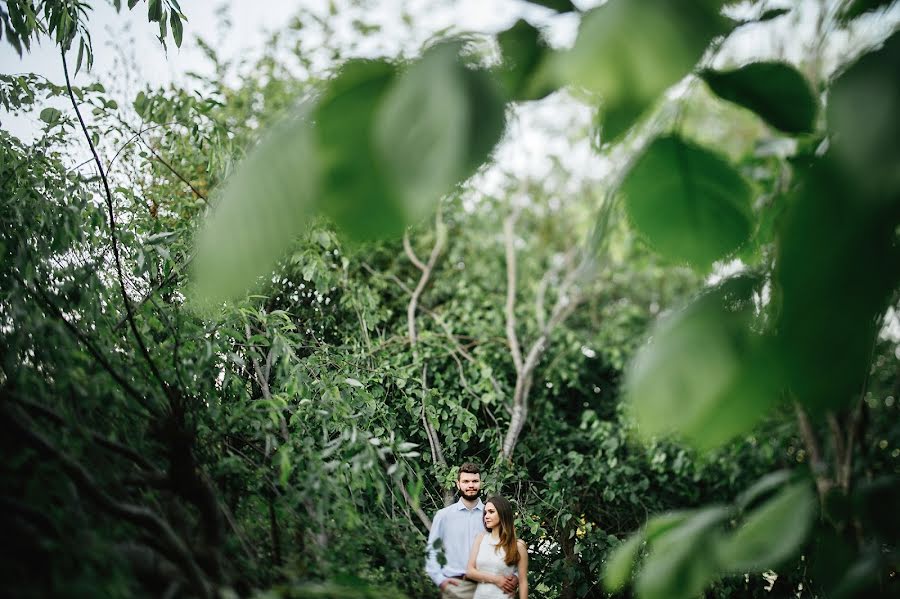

left=1, top=0, right=897, bottom=177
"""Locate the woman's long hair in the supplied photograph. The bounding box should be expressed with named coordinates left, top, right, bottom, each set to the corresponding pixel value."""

left=484, top=495, right=519, bottom=566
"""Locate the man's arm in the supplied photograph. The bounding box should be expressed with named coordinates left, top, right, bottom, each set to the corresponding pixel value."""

left=424, top=510, right=448, bottom=587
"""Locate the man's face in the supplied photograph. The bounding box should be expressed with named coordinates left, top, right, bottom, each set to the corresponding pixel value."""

left=457, top=472, right=481, bottom=500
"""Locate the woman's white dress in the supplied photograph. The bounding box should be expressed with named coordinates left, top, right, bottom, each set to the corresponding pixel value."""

left=472, top=535, right=516, bottom=599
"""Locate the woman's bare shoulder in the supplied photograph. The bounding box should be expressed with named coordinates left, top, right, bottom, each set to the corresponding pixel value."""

left=516, top=539, right=527, bottom=550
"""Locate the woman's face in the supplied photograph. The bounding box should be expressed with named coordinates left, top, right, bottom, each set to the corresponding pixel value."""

left=483, top=502, right=500, bottom=530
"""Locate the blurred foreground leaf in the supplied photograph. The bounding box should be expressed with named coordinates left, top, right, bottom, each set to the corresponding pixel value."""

left=192, top=108, right=319, bottom=303
left=495, top=19, right=556, bottom=101
left=827, top=30, right=900, bottom=195
left=626, top=277, right=781, bottom=450
left=701, top=62, right=817, bottom=134
left=717, top=481, right=816, bottom=572
left=193, top=47, right=506, bottom=302
left=315, top=59, right=400, bottom=240
left=634, top=506, right=730, bottom=599
left=603, top=533, right=643, bottom=593
left=621, top=135, right=753, bottom=268
left=559, top=0, right=729, bottom=141
left=775, top=154, right=900, bottom=411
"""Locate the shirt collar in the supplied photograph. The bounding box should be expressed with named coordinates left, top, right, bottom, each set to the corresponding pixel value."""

left=456, top=497, right=484, bottom=511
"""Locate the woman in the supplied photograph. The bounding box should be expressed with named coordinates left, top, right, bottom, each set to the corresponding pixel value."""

left=465, top=495, right=528, bottom=599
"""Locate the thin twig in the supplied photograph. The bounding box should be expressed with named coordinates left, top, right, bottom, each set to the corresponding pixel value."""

left=61, top=50, right=171, bottom=406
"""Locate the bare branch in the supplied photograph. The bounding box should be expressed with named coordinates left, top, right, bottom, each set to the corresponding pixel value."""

left=403, top=232, right=427, bottom=272
left=404, top=211, right=449, bottom=475
left=504, top=210, right=524, bottom=376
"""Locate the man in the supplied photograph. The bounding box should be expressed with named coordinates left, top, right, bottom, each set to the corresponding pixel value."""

left=425, top=462, right=517, bottom=598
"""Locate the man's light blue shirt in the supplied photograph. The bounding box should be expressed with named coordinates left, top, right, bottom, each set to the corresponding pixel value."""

left=425, top=497, right=485, bottom=587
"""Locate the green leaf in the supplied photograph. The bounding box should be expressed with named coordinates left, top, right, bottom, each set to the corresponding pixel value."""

left=191, top=106, right=320, bottom=303
left=523, top=0, right=577, bottom=12
left=314, top=59, right=401, bottom=240
left=701, top=62, right=817, bottom=134
left=735, top=470, right=793, bottom=511
left=559, top=0, right=730, bottom=142
left=839, top=0, right=895, bottom=22
left=758, top=8, right=791, bottom=22
left=626, top=278, right=781, bottom=450
left=621, top=134, right=753, bottom=268
left=717, top=481, right=816, bottom=572
left=495, top=19, right=556, bottom=101
left=374, top=43, right=480, bottom=222
left=39, top=107, right=61, bottom=124
left=128, top=0, right=139, bottom=9
left=603, top=533, right=643, bottom=593
left=147, top=0, right=162, bottom=22
left=775, top=155, right=899, bottom=411
left=636, top=506, right=730, bottom=599
left=170, top=11, right=183, bottom=48
left=827, top=30, right=900, bottom=195
left=75, top=38, right=85, bottom=75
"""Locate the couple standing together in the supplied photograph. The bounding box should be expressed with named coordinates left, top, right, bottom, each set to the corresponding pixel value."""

left=425, top=462, right=529, bottom=599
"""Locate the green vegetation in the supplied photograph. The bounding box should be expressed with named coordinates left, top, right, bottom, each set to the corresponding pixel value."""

left=1, top=0, right=898, bottom=597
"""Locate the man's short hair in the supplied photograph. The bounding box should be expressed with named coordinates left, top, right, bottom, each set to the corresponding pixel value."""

left=458, top=462, right=481, bottom=479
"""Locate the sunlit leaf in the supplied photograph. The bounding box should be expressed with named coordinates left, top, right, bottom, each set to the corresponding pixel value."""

left=559, top=0, right=730, bottom=142
left=701, top=62, right=817, bottom=134
left=621, top=135, right=753, bottom=268
left=718, top=481, right=815, bottom=572
left=603, top=533, right=643, bottom=592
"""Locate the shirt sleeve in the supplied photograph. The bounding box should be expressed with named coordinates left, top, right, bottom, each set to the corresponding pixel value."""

left=425, top=510, right=447, bottom=587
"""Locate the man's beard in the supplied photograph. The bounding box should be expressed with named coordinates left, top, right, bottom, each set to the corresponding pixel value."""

left=459, top=489, right=480, bottom=501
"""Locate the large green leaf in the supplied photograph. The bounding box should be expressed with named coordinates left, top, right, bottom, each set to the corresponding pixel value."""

left=495, top=19, right=556, bottom=102
left=559, top=0, right=729, bottom=142
left=375, top=42, right=506, bottom=224
left=626, top=278, right=781, bottom=450
left=314, top=59, right=401, bottom=240
left=775, top=154, right=900, bottom=411
left=827, top=30, right=900, bottom=195
left=635, top=506, right=730, bottom=599
left=701, top=62, right=817, bottom=134
left=191, top=107, right=320, bottom=303
left=717, top=481, right=816, bottom=572
left=374, top=44, right=468, bottom=222
left=621, top=135, right=753, bottom=268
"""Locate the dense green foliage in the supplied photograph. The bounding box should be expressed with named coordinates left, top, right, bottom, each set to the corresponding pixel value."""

left=2, top=1, right=899, bottom=598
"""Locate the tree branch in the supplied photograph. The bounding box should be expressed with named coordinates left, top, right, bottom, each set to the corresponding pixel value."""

left=62, top=50, right=172, bottom=406
left=6, top=404, right=211, bottom=598
left=504, top=210, right=524, bottom=376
